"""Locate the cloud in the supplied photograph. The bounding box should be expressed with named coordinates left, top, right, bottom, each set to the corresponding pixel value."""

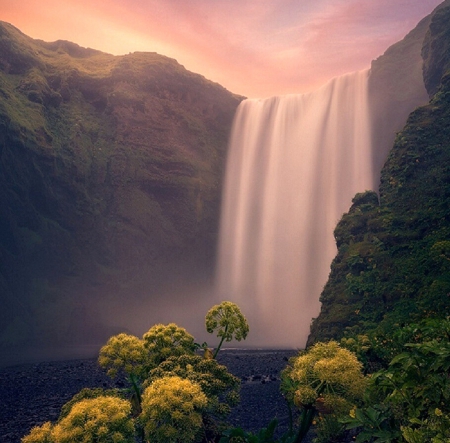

left=1, top=0, right=444, bottom=97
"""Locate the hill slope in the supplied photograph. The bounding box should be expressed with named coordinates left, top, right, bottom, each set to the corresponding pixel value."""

left=0, top=22, right=242, bottom=353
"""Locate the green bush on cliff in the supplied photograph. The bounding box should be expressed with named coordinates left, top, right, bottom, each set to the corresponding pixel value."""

left=343, top=318, right=450, bottom=442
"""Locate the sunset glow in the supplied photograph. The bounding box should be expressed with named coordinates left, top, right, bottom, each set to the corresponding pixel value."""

left=1, top=0, right=444, bottom=97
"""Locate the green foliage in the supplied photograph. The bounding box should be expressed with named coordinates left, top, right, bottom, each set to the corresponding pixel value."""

left=344, top=319, right=450, bottom=442
left=205, top=301, right=249, bottom=357
left=219, top=418, right=280, bottom=443
left=343, top=404, right=400, bottom=443
left=140, top=375, right=208, bottom=443
left=313, top=414, right=347, bottom=443
left=401, top=408, right=450, bottom=443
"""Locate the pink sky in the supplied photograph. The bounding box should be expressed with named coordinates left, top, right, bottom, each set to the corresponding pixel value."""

left=1, top=0, right=444, bottom=98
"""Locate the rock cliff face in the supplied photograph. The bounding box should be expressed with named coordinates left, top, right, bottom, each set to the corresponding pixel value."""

left=0, top=22, right=242, bottom=354
left=367, top=11, right=430, bottom=184
left=308, top=3, right=450, bottom=345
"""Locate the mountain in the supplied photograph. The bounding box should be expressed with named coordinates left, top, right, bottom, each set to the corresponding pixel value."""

left=308, top=2, right=450, bottom=345
left=0, top=22, right=242, bottom=355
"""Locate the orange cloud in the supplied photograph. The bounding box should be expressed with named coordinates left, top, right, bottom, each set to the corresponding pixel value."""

left=1, top=0, right=444, bottom=98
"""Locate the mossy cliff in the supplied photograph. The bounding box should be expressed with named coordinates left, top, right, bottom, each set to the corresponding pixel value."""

left=308, top=3, right=450, bottom=345
left=0, top=22, right=242, bottom=351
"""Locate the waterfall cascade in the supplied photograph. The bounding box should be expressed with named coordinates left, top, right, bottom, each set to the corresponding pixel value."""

left=216, top=70, right=374, bottom=348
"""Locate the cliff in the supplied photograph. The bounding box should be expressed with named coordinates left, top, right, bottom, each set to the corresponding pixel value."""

left=0, top=22, right=242, bottom=352
left=308, top=3, right=450, bottom=345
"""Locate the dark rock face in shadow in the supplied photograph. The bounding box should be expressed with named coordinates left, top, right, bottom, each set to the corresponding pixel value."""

left=368, top=0, right=450, bottom=189
left=368, top=14, right=429, bottom=189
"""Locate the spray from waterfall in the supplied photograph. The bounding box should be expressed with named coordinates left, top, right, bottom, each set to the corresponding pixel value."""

left=216, top=70, right=374, bottom=348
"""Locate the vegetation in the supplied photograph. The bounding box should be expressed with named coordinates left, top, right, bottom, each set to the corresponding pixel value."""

left=22, top=302, right=247, bottom=443
left=205, top=301, right=250, bottom=357
left=0, top=20, right=242, bottom=351
left=148, top=354, right=241, bottom=418
left=341, top=318, right=450, bottom=442
left=23, top=396, right=135, bottom=443
left=281, top=341, right=366, bottom=443
left=308, top=5, right=450, bottom=347
left=140, top=375, right=208, bottom=443
left=15, top=3, right=450, bottom=443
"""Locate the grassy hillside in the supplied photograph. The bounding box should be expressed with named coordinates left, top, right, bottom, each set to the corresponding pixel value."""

left=0, top=22, right=242, bottom=351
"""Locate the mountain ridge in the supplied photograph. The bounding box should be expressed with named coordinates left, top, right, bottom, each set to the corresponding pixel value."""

left=0, top=20, right=242, bottom=353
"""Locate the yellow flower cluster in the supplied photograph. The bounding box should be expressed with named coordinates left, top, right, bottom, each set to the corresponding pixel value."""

left=294, top=386, right=317, bottom=408
left=146, top=354, right=240, bottom=416
left=98, top=324, right=197, bottom=380
left=21, top=422, right=53, bottom=443
left=286, top=341, right=366, bottom=411
left=98, top=333, right=148, bottom=379
left=141, top=375, right=208, bottom=443
left=22, top=396, right=134, bottom=443
left=23, top=309, right=249, bottom=443
left=205, top=301, right=249, bottom=342
left=143, top=323, right=196, bottom=366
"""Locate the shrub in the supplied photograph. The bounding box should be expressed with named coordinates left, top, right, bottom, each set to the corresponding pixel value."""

left=344, top=319, right=450, bottom=442
left=58, top=388, right=123, bottom=420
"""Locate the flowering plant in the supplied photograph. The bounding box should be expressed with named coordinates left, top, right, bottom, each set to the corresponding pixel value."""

left=140, top=375, right=207, bottom=443
left=205, top=301, right=249, bottom=357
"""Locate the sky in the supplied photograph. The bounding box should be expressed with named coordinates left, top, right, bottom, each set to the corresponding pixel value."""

left=1, top=0, right=445, bottom=98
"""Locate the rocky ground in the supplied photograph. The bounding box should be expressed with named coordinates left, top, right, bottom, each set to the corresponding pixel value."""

left=0, top=350, right=319, bottom=442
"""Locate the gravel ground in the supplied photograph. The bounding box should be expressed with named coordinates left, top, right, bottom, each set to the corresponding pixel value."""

left=0, top=350, right=301, bottom=443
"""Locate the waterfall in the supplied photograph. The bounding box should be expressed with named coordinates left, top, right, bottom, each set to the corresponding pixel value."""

left=216, top=70, right=374, bottom=348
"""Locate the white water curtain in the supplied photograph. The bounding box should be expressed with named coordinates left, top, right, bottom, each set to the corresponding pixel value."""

left=216, top=70, right=373, bottom=348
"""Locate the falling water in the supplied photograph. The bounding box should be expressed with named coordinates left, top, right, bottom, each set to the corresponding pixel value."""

left=216, top=70, right=374, bottom=348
